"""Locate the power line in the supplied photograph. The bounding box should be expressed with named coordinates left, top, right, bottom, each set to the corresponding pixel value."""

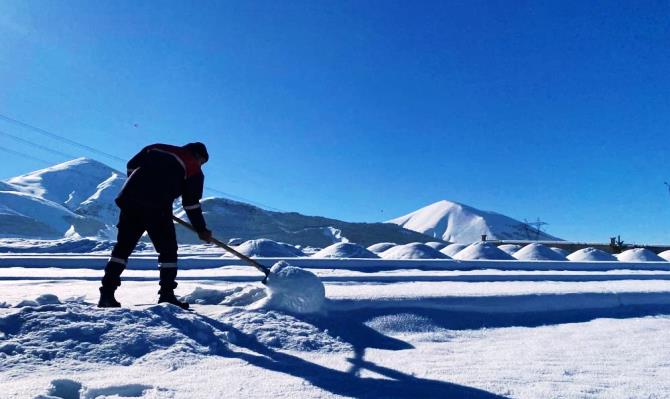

left=0, top=145, right=54, bottom=165
left=0, top=129, right=77, bottom=161
left=0, top=115, right=284, bottom=211
left=0, top=113, right=126, bottom=164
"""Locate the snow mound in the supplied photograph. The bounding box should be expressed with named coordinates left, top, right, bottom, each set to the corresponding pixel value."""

left=311, top=242, right=379, bottom=258
left=659, top=250, right=670, bottom=261
left=617, top=248, right=666, bottom=262
left=15, top=294, right=61, bottom=308
left=454, top=242, right=515, bottom=260
left=498, top=244, right=522, bottom=255
left=513, top=243, right=567, bottom=261
left=367, top=242, right=397, bottom=253
left=380, top=243, right=449, bottom=260
left=0, top=301, right=231, bottom=368
left=263, top=261, right=326, bottom=314
left=235, top=239, right=305, bottom=257
left=424, top=241, right=447, bottom=250
left=440, top=243, right=468, bottom=257
left=567, top=247, right=618, bottom=262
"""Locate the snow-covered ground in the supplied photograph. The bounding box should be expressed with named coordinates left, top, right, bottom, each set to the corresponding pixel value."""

left=2, top=254, right=670, bottom=398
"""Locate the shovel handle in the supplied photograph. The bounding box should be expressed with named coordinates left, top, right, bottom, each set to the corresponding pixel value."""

left=172, top=215, right=271, bottom=277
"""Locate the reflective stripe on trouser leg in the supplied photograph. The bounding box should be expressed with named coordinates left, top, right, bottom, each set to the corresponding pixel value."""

left=158, top=262, right=177, bottom=269
left=108, top=257, right=127, bottom=265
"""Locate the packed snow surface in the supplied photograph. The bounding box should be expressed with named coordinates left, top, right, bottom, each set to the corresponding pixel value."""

left=235, top=239, right=305, bottom=257
left=617, top=248, right=666, bottom=262
left=311, top=242, right=379, bottom=258
left=3, top=252, right=670, bottom=398
left=454, top=242, right=515, bottom=261
left=568, top=247, right=618, bottom=262
left=497, top=244, right=522, bottom=255
left=366, top=242, right=396, bottom=253
left=440, top=243, right=468, bottom=257
left=660, top=250, right=670, bottom=261
left=380, top=243, right=449, bottom=260
left=514, top=243, right=568, bottom=261
left=262, top=261, right=326, bottom=314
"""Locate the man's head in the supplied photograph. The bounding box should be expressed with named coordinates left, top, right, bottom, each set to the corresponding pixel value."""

left=183, top=142, right=209, bottom=165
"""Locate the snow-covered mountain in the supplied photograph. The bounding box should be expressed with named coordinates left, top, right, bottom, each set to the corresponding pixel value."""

left=174, top=197, right=433, bottom=247
left=0, top=158, right=116, bottom=238
left=387, top=200, right=561, bottom=243
left=1, top=158, right=435, bottom=246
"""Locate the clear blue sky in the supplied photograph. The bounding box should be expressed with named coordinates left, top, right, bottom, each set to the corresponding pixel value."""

left=1, top=0, right=669, bottom=244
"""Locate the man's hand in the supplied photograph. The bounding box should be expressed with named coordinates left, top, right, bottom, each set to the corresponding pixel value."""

left=198, top=229, right=212, bottom=243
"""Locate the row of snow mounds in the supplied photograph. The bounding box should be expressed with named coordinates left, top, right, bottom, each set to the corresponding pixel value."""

left=448, top=242, right=669, bottom=262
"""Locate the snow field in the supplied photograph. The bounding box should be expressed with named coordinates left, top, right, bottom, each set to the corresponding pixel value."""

left=3, top=248, right=670, bottom=397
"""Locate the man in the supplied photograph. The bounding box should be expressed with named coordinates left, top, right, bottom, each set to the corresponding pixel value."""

left=98, top=142, right=212, bottom=309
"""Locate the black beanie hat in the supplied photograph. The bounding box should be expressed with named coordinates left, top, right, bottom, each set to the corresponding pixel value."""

left=183, top=142, right=209, bottom=162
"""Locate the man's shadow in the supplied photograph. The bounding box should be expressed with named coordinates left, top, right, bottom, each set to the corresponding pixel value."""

left=192, top=311, right=508, bottom=399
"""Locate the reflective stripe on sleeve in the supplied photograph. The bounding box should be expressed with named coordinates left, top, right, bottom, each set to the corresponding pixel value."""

left=158, top=262, right=178, bottom=269
left=183, top=203, right=201, bottom=210
left=109, top=257, right=127, bottom=265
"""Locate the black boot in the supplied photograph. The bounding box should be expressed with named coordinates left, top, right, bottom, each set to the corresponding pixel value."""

left=98, top=261, right=125, bottom=308
left=98, top=286, right=121, bottom=308
left=158, top=268, right=189, bottom=310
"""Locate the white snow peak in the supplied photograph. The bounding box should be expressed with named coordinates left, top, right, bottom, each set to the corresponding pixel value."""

left=387, top=200, right=561, bottom=243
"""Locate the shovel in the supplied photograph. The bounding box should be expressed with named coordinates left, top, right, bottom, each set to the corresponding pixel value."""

left=172, top=215, right=271, bottom=284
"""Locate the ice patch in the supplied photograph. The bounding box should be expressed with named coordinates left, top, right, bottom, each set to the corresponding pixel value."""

left=262, top=261, right=326, bottom=314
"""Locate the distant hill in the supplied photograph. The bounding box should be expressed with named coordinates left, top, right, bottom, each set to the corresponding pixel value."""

left=387, top=200, right=561, bottom=243
left=1, top=158, right=436, bottom=246
left=174, top=197, right=434, bottom=247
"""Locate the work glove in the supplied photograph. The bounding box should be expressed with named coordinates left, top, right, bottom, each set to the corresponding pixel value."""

left=198, top=229, right=213, bottom=243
